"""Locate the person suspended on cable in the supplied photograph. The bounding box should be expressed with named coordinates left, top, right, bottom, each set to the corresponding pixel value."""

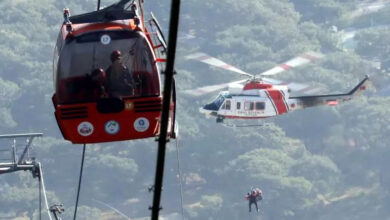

left=245, top=187, right=263, bottom=212
left=105, top=50, right=135, bottom=97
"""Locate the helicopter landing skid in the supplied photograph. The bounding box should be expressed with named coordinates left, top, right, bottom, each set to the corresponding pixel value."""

left=222, top=122, right=269, bottom=128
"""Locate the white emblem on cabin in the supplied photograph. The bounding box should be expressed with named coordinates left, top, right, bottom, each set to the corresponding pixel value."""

left=105, top=120, right=120, bottom=135
left=100, top=34, right=111, bottom=45
left=134, top=117, right=149, bottom=132
left=77, top=122, right=94, bottom=136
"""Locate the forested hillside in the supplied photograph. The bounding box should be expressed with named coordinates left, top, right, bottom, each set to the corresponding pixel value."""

left=0, top=0, right=390, bottom=219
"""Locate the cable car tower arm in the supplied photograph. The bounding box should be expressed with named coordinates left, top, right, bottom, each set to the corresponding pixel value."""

left=0, top=133, right=53, bottom=220
left=151, top=0, right=181, bottom=219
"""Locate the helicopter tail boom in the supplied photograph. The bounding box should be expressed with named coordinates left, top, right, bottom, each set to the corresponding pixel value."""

left=289, top=75, right=369, bottom=109
left=347, top=75, right=370, bottom=96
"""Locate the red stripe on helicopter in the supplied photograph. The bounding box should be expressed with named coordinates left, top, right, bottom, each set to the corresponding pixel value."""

left=280, top=90, right=290, bottom=111
left=243, top=82, right=272, bottom=90
left=267, top=89, right=288, bottom=114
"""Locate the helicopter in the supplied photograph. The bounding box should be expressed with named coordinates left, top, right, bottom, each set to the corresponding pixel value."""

left=185, top=52, right=369, bottom=123
left=52, top=0, right=177, bottom=144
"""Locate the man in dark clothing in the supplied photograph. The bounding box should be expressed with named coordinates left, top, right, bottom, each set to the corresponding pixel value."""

left=245, top=188, right=262, bottom=212
left=105, top=50, right=134, bottom=97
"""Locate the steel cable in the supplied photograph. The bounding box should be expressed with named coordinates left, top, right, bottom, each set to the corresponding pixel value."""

left=73, top=144, right=86, bottom=220
left=174, top=138, right=185, bottom=220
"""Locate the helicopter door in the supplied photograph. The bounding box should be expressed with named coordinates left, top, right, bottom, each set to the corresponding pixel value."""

left=219, top=99, right=231, bottom=116
left=234, top=100, right=241, bottom=117
left=243, top=101, right=255, bottom=117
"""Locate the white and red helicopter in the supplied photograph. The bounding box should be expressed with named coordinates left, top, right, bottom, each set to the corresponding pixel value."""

left=185, top=52, right=369, bottom=123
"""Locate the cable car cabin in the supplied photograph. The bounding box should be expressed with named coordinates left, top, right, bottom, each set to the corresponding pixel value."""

left=52, top=2, right=176, bottom=144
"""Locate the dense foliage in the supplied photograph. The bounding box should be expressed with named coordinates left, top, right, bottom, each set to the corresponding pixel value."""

left=0, top=0, right=389, bottom=219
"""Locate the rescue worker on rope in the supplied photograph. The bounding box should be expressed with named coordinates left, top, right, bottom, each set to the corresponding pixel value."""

left=245, top=187, right=262, bottom=212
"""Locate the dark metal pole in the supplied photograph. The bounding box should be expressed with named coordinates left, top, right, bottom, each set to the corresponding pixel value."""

left=97, top=0, right=101, bottom=11
left=151, top=0, right=181, bottom=219
left=73, top=144, right=86, bottom=220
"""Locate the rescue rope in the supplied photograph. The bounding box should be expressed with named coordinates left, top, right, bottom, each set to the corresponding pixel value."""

left=92, top=199, right=131, bottom=220
left=73, top=144, right=86, bottom=220
left=174, top=138, right=185, bottom=220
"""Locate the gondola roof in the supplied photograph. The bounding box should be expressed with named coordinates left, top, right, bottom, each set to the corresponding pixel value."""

left=69, top=0, right=136, bottom=24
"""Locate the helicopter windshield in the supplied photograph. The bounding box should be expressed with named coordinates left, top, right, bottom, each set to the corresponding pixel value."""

left=56, top=30, right=160, bottom=104
left=204, top=95, right=225, bottom=111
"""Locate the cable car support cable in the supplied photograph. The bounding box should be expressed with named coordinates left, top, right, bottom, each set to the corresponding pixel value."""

left=73, top=144, right=87, bottom=220
left=150, top=0, right=181, bottom=219
left=174, top=138, right=185, bottom=220
left=39, top=171, right=42, bottom=220
left=38, top=162, right=52, bottom=220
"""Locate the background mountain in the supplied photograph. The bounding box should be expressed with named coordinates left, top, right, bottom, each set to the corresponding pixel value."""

left=0, top=0, right=390, bottom=219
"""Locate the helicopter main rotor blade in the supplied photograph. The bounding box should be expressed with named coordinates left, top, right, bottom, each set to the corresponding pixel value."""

left=183, top=78, right=322, bottom=96
left=258, top=51, right=324, bottom=76
left=183, top=79, right=247, bottom=96
left=184, top=51, right=325, bottom=96
left=186, top=52, right=254, bottom=77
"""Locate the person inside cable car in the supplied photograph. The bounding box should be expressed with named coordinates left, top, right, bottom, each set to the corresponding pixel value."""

left=130, top=41, right=158, bottom=96
left=84, top=68, right=107, bottom=100
left=105, top=50, right=134, bottom=98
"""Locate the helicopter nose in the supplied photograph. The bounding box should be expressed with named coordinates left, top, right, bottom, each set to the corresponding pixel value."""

left=199, top=107, right=217, bottom=117
left=199, top=107, right=210, bottom=114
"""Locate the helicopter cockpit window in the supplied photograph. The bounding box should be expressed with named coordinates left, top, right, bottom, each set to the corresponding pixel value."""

left=214, top=95, right=225, bottom=107
left=56, top=30, right=160, bottom=104
left=204, top=95, right=225, bottom=111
